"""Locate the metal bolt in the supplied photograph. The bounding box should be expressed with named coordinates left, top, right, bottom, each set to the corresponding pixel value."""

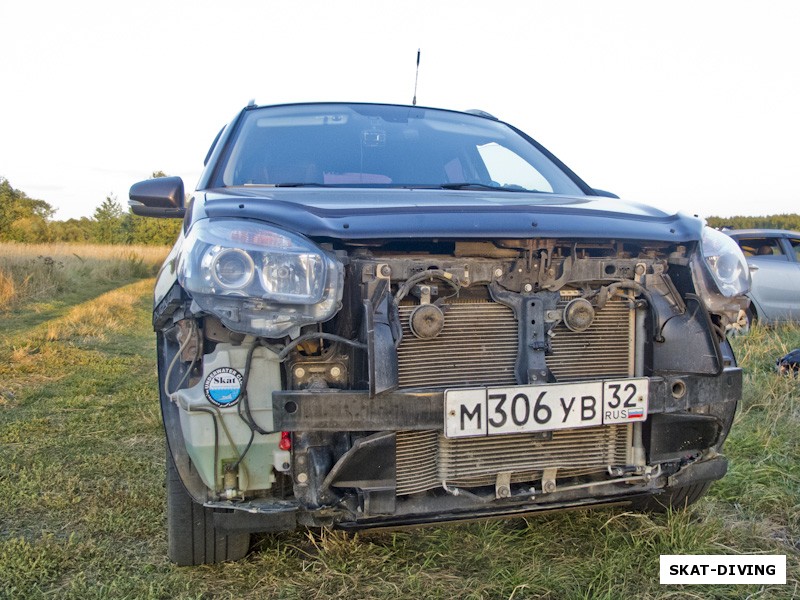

left=294, top=367, right=306, bottom=379
left=330, top=366, right=342, bottom=378
left=543, top=480, right=556, bottom=493
left=296, top=472, right=308, bottom=484
left=494, top=268, right=503, bottom=278
left=380, top=264, right=391, bottom=277
left=523, top=283, right=533, bottom=292
left=497, top=486, right=510, bottom=498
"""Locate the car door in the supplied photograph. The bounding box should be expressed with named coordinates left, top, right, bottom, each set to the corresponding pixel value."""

left=778, top=236, right=800, bottom=321
left=739, top=236, right=800, bottom=322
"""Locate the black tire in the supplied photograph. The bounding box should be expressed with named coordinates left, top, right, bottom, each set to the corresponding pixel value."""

left=635, top=481, right=712, bottom=513
left=745, top=305, right=757, bottom=329
left=166, top=449, right=250, bottom=566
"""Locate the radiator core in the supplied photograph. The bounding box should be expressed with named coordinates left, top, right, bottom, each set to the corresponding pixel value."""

left=397, top=295, right=634, bottom=389
left=396, top=425, right=633, bottom=495
left=395, top=293, right=637, bottom=496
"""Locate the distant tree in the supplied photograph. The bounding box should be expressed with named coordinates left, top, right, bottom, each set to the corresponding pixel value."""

left=50, top=217, right=93, bottom=242
left=7, top=215, right=51, bottom=242
left=92, top=195, right=127, bottom=244
left=0, top=177, right=54, bottom=242
left=128, top=214, right=182, bottom=245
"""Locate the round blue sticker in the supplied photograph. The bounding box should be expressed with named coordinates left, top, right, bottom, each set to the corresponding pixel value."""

left=203, top=367, right=243, bottom=407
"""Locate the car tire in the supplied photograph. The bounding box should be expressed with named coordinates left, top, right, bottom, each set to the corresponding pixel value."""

left=635, top=481, right=712, bottom=513
left=166, top=449, right=251, bottom=566
left=745, top=305, right=757, bottom=329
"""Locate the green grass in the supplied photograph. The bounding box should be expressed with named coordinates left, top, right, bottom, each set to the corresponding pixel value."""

left=0, top=253, right=798, bottom=599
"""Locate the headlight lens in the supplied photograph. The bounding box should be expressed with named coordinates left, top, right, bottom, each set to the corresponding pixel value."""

left=207, top=247, right=255, bottom=290
left=701, top=227, right=750, bottom=297
left=260, top=253, right=324, bottom=302
left=178, top=219, right=344, bottom=337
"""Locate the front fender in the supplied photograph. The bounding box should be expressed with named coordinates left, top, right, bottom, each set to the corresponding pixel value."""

left=157, top=331, right=211, bottom=504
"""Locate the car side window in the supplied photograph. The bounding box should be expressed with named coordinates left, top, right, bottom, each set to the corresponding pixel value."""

left=736, top=237, right=788, bottom=260
left=789, top=238, right=800, bottom=262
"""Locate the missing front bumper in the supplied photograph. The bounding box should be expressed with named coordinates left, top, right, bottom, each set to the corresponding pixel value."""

left=272, top=369, right=742, bottom=432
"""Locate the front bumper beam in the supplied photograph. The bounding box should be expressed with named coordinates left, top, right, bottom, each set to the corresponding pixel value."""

left=273, top=368, right=742, bottom=432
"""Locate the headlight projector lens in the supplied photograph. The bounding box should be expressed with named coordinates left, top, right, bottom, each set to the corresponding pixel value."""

left=212, top=248, right=255, bottom=289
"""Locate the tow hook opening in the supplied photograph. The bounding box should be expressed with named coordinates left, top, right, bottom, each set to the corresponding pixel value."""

left=671, top=379, right=687, bottom=399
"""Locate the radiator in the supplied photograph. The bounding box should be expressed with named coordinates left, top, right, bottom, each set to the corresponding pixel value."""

left=396, top=425, right=633, bottom=495
left=395, top=293, right=637, bottom=496
left=396, top=294, right=634, bottom=389
left=397, top=300, right=518, bottom=388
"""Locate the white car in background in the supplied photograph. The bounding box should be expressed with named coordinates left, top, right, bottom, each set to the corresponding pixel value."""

left=725, top=229, right=800, bottom=325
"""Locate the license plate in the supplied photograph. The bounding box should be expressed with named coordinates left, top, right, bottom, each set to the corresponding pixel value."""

left=444, top=378, right=649, bottom=438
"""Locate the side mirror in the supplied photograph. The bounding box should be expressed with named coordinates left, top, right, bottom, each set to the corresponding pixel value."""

left=129, top=176, right=186, bottom=218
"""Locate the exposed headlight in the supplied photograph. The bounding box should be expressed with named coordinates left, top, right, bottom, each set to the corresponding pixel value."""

left=701, top=227, right=750, bottom=297
left=206, top=247, right=255, bottom=290
left=260, top=253, right=324, bottom=303
left=178, top=219, right=344, bottom=337
left=691, top=227, right=751, bottom=330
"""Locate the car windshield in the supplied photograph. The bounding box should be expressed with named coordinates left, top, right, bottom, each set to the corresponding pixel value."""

left=211, top=103, right=585, bottom=195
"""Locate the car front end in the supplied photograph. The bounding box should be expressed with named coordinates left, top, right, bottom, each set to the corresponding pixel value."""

left=131, top=102, right=749, bottom=564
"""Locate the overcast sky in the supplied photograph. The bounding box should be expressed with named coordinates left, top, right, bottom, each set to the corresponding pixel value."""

left=1, top=0, right=798, bottom=221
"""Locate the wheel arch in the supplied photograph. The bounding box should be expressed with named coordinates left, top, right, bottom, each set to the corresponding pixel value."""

left=157, top=330, right=212, bottom=504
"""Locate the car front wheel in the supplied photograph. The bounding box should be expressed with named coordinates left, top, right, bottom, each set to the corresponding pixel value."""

left=166, top=449, right=250, bottom=566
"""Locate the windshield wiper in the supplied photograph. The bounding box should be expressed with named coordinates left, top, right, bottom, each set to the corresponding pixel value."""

left=239, top=182, right=330, bottom=188
left=438, top=183, right=532, bottom=192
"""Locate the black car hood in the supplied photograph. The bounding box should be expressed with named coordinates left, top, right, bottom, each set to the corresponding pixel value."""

left=198, top=188, right=703, bottom=243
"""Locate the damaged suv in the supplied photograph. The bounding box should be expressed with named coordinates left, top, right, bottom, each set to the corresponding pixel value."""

left=129, top=102, right=748, bottom=565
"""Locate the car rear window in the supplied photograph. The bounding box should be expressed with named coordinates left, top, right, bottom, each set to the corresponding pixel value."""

left=789, top=238, right=800, bottom=262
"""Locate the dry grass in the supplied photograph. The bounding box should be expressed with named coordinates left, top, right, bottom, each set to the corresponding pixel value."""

left=0, top=279, right=156, bottom=410
left=0, top=269, right=16, bottom=308
left=0, top=242, right=169, bottom=311
left=0, top=242, right=170, bottom=263
left=43, top=280, right=150, bottom=342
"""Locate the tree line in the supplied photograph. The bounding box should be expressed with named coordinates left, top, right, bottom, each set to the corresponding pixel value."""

left=0, top=173, right=181, bottom=245
left=706, top=214, right=800, bottom=231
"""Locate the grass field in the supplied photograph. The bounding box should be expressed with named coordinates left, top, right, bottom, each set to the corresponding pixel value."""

left=0, top=243, right=166, bottom=314
left=0, top=244, right=798, bottom=599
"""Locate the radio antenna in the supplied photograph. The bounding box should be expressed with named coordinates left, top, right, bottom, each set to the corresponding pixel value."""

left=412, top=49, right=421, bottom=106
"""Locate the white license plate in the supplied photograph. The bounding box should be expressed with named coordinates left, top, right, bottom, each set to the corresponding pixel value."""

left=444, top=378, right=649, bottom=438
